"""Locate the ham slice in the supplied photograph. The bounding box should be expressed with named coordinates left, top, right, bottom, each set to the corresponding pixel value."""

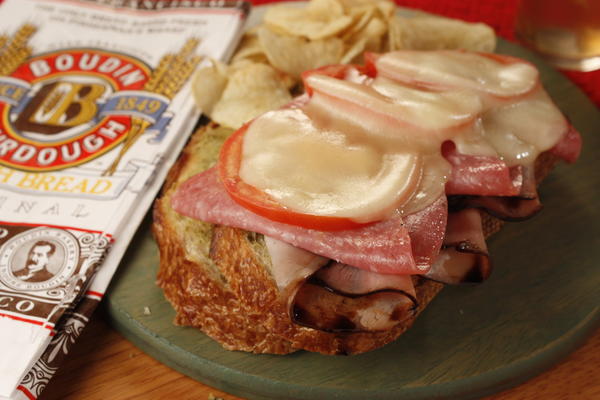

left=426, top=248, right=489, bottom=284
left=550, top=125, right=582, bottom=164
left=444, top=208, right=488, bottom=248
left=296, top=260, right=418, bottom=333
left=425, top=208, right=491, bottom=284
left=172, top=167, right=447, bottom=275
left=449, top=194, right=542, bottom=221
left=446, top=125, right=581, bottom=220
left=443, top=141, right=522, bottom=197
left=264, top=236, right=329, bottom=299
left=405, top=195, right=448, bottom=269
left=265, top=237, right=418, bottom=333
left=293, top=282, right=416, bottom=332
left=314, top=262, right=416, bottom=297
left=447, top=157, right=543, bottom=220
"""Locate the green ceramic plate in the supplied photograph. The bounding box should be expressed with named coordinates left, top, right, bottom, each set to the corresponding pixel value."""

left=104, top=6, right=600, bottom=400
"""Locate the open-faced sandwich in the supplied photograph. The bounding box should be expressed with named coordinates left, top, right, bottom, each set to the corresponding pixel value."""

left=153, top=47, right=581, bottom=355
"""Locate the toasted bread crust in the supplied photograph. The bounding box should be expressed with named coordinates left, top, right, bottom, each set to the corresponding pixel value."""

left=153, top=124, right=559, bottom=355
left=154, top=126, right=296, bottom=354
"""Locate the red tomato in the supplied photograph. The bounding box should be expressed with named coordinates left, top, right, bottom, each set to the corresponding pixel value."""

left=363, top=51, right=380, bottom=76
left=218, top=123, right=373, bottom=231
left=218, top=51, right=534, bottom=231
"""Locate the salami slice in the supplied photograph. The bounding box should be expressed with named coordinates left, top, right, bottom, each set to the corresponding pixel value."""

left=172, top=167, right=447, bottom=275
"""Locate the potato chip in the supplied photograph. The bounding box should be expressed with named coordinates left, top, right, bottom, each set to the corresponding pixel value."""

left=387, top=14, right=402, bottom=52
left=229, top=57, right=296, bottom=91
left=361, top=16, right=387, bottom=51
left=190, top=0, right=499, bottom=124
left=388, top=15, right=497, bottom=52
left=339, top=0, right=395, bottom=19
left=343, top=14, right=388, bottom=63
left=258, top=27, right=344, bottom=79
left=230, top=31, right=267, bottom=65
left=308, top=0, right=345, bottom=16
left=341, top=5, right=375, bottom=41
left=191, top=60, right=229, bottom=115
left=210, top=62, right=293, bottom=129
left=263, top=0, right=352, bottom=40
left=341, top=36, right=368, bottom=64
left=374, top=0, right=396, bottom=20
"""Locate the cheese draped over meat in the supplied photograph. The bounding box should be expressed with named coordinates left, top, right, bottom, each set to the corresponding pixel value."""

left=173, top=51, right=580, bottom=334
left=238, top=50, right=568, bottom=224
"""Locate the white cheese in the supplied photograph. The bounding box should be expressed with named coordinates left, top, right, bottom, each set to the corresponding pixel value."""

left=481, top=88, right=568, bottom=166
left=375, top=50, right=539, bottom=98
left=402, top=153, right=450, bottom=215
left=370, top=76, right=482, bottom=131
left=237, top=51, right=567, bottom=223
left=305, top=74, right=482, bottom=142
left=451, top=119, right=499, bottom=158
left=240, top=108, right=422, bottom=222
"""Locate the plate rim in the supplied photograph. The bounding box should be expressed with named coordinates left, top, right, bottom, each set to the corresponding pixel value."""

left=106, top=294, right=599, bottom=400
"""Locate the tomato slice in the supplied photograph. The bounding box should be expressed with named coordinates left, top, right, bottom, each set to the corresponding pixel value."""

left=218, top=123, right=373, bottom=231
left=363, top=51, right=380, bottom=77
left=219, top=51, right=532, bottom=231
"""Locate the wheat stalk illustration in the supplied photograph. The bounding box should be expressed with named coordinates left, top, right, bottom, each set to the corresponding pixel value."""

left=103, top=38, right=202, bottom=176
left=0, top=24, right=37, bottom=76
left=0, top=35, right=8, bottom=52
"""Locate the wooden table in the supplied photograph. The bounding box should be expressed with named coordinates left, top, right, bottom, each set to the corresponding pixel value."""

left=39, top=311, right=599, bottom=400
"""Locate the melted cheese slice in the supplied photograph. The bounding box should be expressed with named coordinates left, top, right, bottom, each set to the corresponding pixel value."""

left=305, top=74, right=482, bottom=141
left=451, top=87, right=568, bottom=165
left=238, top=51, right=567, bottom=224
left=402, top=153, right=450, bottom=215
left=375, top=50, right=539, bottom=98
left=240, top=108, right=422, bottom=222
left=481, top=88, right=568, bottom=165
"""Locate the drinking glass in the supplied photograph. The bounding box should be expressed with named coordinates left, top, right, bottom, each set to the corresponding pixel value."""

left=515, top=0, right=600, bottom=71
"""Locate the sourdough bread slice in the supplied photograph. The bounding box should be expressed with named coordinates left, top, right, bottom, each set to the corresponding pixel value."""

left=153, top=123, right=559, bottom=355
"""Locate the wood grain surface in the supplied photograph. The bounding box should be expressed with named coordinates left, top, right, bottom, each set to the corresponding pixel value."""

left=38, top=314, right=599, bottom=400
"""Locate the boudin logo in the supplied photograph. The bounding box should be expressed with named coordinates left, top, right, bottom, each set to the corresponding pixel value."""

left=14, top=80, right=108, bottom=135
left=0, top=48, right=155, bottom=171
left=0, top=25, right=202, bottom=174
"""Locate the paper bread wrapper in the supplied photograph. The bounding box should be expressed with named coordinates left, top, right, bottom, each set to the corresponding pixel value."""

left=0, top=0, right=248, bottom=398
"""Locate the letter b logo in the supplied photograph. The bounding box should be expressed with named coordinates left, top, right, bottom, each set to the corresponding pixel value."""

left=14, top=81, right=106, bottom=135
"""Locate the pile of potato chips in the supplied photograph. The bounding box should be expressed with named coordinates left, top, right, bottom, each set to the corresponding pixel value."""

left=193, top=0, right=496, bottom=130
